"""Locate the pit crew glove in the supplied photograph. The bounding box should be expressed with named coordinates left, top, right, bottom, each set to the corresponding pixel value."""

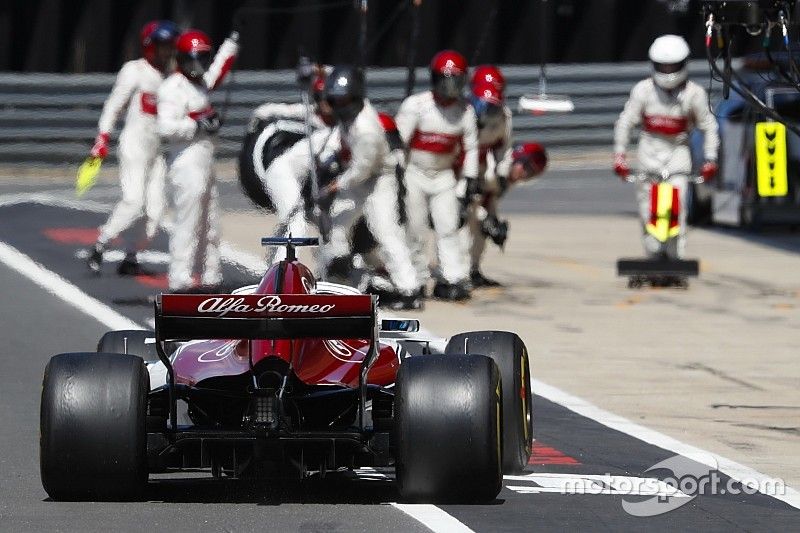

left=496, top=175, right=509, bottom=196
left=90, top=132, right=110, bottom=159
left=464, top=176, right=482, bottom=199
left=196, top=111, right=221, bottom=135
left=613, top=153, right=630, bottom=180
left=700, top=160, right=718, bottom=182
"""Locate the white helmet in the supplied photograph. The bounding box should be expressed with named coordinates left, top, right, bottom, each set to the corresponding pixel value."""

left=648, top=35, right=690, bottom=90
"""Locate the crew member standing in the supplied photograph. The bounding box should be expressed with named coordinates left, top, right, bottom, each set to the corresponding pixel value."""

left=614, top=34, right=719, bottom=258
left=395, top=50, right=479, bottom=301
left=86, top=20, right=179, bottom=275
left=157, top=29, right=238, bottom=292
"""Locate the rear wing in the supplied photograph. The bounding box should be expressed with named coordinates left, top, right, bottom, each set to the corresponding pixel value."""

left=153, top=293, right=379, bottom=433
left=155, top=293, right=376, bottom=341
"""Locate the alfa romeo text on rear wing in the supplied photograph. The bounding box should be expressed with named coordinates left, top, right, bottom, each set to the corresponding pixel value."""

left=156, top=294, right=376, bottom=341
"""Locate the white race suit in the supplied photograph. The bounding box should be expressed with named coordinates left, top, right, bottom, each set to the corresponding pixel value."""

left=395, top=90, right=479, bottom=284
left=319, top=100, right=418, bottom=296
left=465, top=105, right=513, bottom=271
left=157, top=37, right=238, bottom=290
left=95, top=58, right=168, bottom=250
left=614, top=78, right=719, bottom=257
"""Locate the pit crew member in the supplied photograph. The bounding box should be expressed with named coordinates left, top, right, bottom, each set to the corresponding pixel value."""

left=317, top=65, right=420, bottom=310
left=157, top=29, right=238, bottom=292
left=613, top=34, right=719, bottom=258
left=86, top=20, right=179, bottom=275
left=395, top=50, right=479, bottom=301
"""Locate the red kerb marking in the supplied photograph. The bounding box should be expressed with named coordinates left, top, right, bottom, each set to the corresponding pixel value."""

left=43, top=227, right=100, bottom=246
left=529, top=441, right=580, bottom=465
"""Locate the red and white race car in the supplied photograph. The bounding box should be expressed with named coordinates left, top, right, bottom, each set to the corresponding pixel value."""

left=40, top=238, right=532, bottom=502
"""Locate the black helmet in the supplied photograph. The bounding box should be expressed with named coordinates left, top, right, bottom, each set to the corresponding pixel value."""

left=324, top=65, right=365, bottom=123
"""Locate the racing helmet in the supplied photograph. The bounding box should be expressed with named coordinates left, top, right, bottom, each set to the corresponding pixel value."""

left=512, top=142, right=548, bottom=178
left=470, top=81, right=504, bottom=128
left=140, top=20, right=179, bottom=70
left=176, top=29, right=213, bottom=82
left=324, top=65, right=365, bottom=123
left=648, top=35, right=690, bottom=90
left=471, top=64, right=506, bottom=95
left=430, top=50, right=468, bottom=102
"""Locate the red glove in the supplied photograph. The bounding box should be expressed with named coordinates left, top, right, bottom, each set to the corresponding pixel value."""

left=90, top=132, right=110, bottom=159
left=613, top=153, right=630, bottom=180
left=700, top=160, right=718, bottom=182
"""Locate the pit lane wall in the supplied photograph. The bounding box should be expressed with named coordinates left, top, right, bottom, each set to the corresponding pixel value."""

left=0, top=60, right=720, bottom=164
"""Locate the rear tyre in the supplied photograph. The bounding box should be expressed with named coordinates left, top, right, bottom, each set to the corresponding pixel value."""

left=40, top=352, right=149, bottom=501
left=97, top=330, right=159, bottom=363
left=395, top=354, right=501, bottom=502
left=446, top=331, right=533, bottom=474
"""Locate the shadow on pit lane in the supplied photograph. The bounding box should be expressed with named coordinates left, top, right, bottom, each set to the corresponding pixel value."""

left=703, top=224, right=800, bottom=255
left=144, top=472, right=398, bottom=505
left=140, top=472, right=505, bottom=506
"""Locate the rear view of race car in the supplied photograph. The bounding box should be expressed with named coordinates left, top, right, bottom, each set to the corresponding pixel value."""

left=39, top=238, right=532, bottom=503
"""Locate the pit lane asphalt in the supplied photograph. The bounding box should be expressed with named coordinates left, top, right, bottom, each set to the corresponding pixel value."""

left=1, top=170, right=798, bottom=531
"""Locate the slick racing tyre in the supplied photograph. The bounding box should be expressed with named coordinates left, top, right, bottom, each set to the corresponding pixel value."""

left=446, top=331, right=533, bottom=474
left=97, top=330, right=159, bottom=363
left=238, top=118, right=306, bottom=210
left=395, top=354, right=501, bottom=502
left=40, top=352, right=149, bottom=500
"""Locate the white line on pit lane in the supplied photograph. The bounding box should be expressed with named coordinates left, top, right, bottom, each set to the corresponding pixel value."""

left=532, top=379, right=800, bottom=509
left=357, top=468, right=474, bottom=533
left=1, top=192, right=269, bottom=275
left=0, top=240, right=143, bottom=331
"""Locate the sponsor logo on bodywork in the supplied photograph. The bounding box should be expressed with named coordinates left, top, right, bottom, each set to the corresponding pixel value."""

left=197, top=295, right=335, bottom=317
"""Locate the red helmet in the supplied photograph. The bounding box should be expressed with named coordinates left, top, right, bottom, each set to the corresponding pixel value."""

left=471, top=64, right=506, bottom=95
left=471, top=81, right=502, bottom=106
left=140, top=20, right=178, bottom=68
left=176, top=30, right=212, bottom=55
left=470, top=81, right=503, bottom=127
left=430, top=50, right=468, bottom=102
left=512, top=142, right=548, bottom=176
left=176, top=30, right=212, bottom=81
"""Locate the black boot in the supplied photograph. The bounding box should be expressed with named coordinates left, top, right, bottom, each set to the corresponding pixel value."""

left=432, top=281, right=471, bottom=301
left=86, top=243, right=103, bottom=275
left=387, top=292, right=424, bottom=311
left=117, top=252, right=146, bottom=276
left=470, top=269, right=501, bottom=288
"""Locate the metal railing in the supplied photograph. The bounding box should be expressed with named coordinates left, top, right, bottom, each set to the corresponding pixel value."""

left=0, top=60, right=719, bottom=164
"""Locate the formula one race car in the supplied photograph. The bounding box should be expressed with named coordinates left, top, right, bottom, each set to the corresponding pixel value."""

left=40, top=238, right=532, bottom=503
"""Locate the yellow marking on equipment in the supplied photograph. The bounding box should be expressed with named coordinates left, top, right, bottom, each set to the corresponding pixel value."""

left=755, top=122, right=788, bottom=197
left=75, top=156, right=103, bottom=197
left=646, top=183, right=680, bottom=242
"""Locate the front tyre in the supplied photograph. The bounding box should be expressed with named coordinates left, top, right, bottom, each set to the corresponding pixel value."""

left=40, top=352, right=149, bottom=500
left=446, top=331, right=533, bottom=474
left=395, top=354, right=501, bottom=502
